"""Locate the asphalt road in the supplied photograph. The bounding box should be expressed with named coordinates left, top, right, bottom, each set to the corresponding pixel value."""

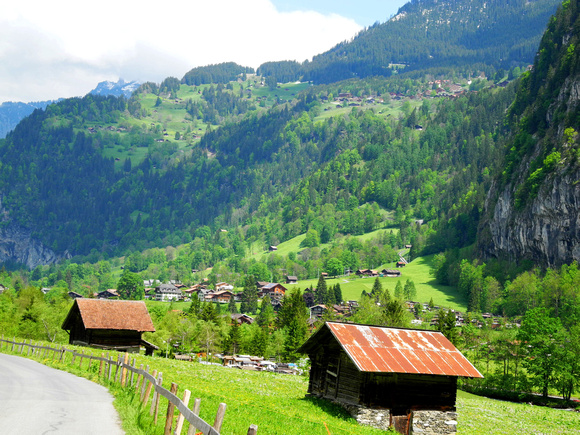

left=0, top=353, right=124, bottom=435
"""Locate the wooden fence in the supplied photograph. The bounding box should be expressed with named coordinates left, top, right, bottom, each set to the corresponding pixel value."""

left=0, top=336, right=258, bottom=435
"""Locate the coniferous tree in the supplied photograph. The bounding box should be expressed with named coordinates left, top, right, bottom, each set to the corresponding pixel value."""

left=257, top=294, right=275, bottom=328
left=315, top=275, right=327, bottom=305
left=240, top=275, right=258, bottom=314
left=394, top=280, right=403, bottom=299
left=404, top=279, right=417, bottom=300
left=371, top=277, right=383, bottom=298
left=251, top=326, right=269, bottom=357
left=334, top=283, right=343, bottom=304
left=383, top=299, right=409, bottom=327
left=188, top=296, right=201, bottom=317
left=228, top=296, right=238, bottom=314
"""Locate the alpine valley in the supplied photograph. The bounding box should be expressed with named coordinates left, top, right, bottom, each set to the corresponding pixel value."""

left=1, top=0, right=580, bottom=427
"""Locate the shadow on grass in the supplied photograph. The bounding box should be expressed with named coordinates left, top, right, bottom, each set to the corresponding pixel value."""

left=299, top=395, right=356, bottom=421
left=425, top=278, right=468, bottom=307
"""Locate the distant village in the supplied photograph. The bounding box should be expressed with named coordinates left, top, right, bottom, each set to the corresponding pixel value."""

left=59, top=263, right=515, bottom=336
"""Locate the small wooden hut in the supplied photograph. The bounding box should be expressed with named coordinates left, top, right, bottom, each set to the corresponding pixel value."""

left=62, top=299, right=157, bottom=355
left=298, top=321, right=482, bottom=434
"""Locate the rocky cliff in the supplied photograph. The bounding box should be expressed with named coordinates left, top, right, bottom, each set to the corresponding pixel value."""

left=478, top=0, right=580, bottom=267
left=0, top=223, right=66, bottom=269
left=479, top=168, right=580, bottom=267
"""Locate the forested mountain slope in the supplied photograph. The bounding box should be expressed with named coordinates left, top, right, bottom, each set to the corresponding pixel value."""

left=298, top=0, right=561, bottom=83
left=479, top=0, right=580, bottom=266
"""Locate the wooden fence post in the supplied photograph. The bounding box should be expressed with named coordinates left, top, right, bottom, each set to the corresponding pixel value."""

left=19, top=340, right=25, bottom=354
left=99, top=353, right=105, bottom=377
left=174, top=389, right=191, bottom=435
left=130, top=358, right=135, bottom=386
left=71, top=350, right=76, bottom=365
left=152, top=373, right=163, bottom=424
left=143, top=369, right=157, bottom=406
left=135, top=364, right=144, bottom=394
left=213, top=403, right=226, bottom=433
left=115, top=355, right=122, bottom=383
left=163, top=382, right=178, bottom=435
left=121, top=352, right=129, bottom=387
left=59, top=347, right=65, bottom=363
left=79, top=351, right=84, bottom=369
left=247, top=424, right=259, bottom=435
left=186, top=399, right=202, bottom=435
left=11, top=337, right=16, bottom=352
left=108, top=356, right=114, bottom=381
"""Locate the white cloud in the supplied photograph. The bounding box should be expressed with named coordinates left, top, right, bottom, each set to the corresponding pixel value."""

left=0, top=0, right=361, bottom=103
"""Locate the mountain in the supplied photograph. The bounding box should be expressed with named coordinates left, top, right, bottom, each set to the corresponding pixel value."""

left=0, top=100, right=58, bottom=138
left=89, top=79, right=141, bottom=99
left=296, top=0, right=561, bottom=83
left=0, top=79, right=140, bottom=139
left=478, top=0, right=580, bottom=267
left=0, top=0, right=571, bottom=269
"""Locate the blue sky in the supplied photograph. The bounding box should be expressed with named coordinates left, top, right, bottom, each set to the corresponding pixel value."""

left=271, top=0, right=408, bottom=26
left=1, top=0, right=410, bottom=103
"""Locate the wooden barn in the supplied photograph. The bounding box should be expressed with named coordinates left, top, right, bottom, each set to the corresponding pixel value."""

left=62, top=299, right=157, bottom=355
left=298, top=322, right=483, bottom=434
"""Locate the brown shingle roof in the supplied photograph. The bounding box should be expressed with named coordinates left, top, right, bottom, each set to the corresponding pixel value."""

left=63, top=299, right=155, bottom=332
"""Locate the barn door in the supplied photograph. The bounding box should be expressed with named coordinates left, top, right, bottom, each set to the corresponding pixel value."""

left=391, top=412, right=411, bottom=435
left=324, top=356, right=340, bottom=398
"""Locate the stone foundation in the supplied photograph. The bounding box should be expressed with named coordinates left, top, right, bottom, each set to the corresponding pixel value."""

left=342, top=404, right=457, bottom=434
left=343, top=404, right=392, bottom=431
left=412, top=410, right=457, bottom=434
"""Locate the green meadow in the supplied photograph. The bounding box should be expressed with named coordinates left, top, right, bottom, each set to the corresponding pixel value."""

left=2, top=343, right=577, bottom=435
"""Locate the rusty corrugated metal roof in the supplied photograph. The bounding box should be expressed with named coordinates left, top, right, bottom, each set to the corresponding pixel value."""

left=66, top=299, right=155, bottom=332
left=325, top=322, right=483, bottom=378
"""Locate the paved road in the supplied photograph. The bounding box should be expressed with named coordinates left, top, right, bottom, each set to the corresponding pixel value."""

left=0, top=353, right=124, bottom=435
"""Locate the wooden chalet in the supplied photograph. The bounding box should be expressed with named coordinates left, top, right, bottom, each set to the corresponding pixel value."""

left=355, top=269, right=378, bottom=277
left=97, top=289, right=119, bottom=299
left=62, top=299, right=157, bottom=355
left=258, top=282, right=287, bottom=298
left=230, top=313, right=255, bottom=325
left=310, top=304, right=328, bottom=318
left=299, top=322, right=482, bottom=434
left=67, top=291, right=83, bottom=299
left=286, top=275, right=298, bottom=284
left=205, top=290, right=234, bottom=303
left=381, top=269, right=402, bottom=277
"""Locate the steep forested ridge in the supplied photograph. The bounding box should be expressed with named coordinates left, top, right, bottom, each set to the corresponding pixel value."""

left=298, top=0, right=561, bottom=83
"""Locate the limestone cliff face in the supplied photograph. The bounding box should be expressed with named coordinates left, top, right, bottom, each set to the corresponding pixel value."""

left=479, top=1, right=580, bottom=267
left=0, top=224, right=65, bottom=269
left=479, top=168, right=580, bottom=267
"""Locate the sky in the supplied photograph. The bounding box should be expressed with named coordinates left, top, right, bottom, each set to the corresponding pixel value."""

left=0, top=0, right=408, bottom=104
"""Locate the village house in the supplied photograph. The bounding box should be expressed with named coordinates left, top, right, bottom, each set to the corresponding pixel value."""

left=97, top=289, right=119, bottom=299
left=230, top=313, right=254, bottom=325
left=381, top=269, right=402, bottom=277
left=299, top=321, right=482, bottom=434
left=258, top=282, right=287, bottom=299
left=61, top=299, right=158, bottom=355
left=285, top=275, right=298, bottom=284
left=154, top=283, right=182, bottom=301
left=67, top=291, right=83, bottom=299
left=205, top=290, right=234, bottom=303
left=310, top=304, right=328, bottom=318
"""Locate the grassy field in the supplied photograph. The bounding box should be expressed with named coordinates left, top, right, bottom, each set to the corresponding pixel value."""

left=285, top=252, right=467, bottom=312
left=3, top=343, right=578, bottom=435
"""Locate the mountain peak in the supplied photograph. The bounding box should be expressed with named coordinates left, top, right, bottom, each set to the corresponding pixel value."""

left=89, top=79, right=141, bottom=99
